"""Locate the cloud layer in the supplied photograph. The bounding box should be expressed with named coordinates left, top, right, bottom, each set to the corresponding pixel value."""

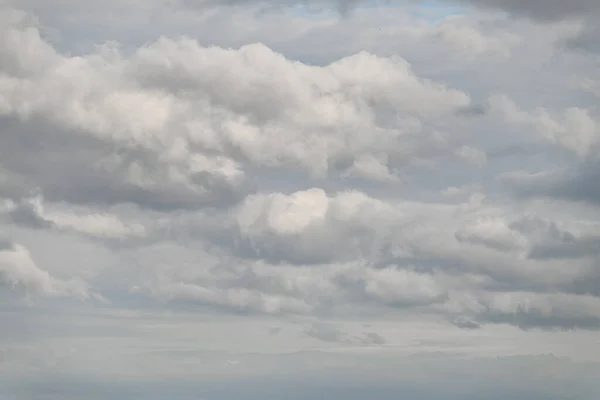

left=1, top=1, right=599, bottom=330
left=1, top=2, right=600, bottom=397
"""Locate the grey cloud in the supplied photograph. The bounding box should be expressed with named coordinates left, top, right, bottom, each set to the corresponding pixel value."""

left=0, top=195, right=152, bottom=249
left=503, top=164, right=600, bottom=207
left=118, top=191, right=600, bottom=331
left=0, top=116, right=249, bottom=212
left=8, top=0, right=600, bottom=18
left=455, top=104, right=487, bottom=117
left=171, top=0, right=600, bottom=61
left=175, top=0, right=600, bottom=21
left=492, top=93, right=600, bottom=208
left=268, top=326, right=282, bottom=335
left=132, top=255, right=452, bottom=316
left=544, top=166, right=600, bottom=206
left=508, top=216, right=600, bottom=259
left=302, top=323, right=351, bottom=343
left=455, top=216, right=526, bottom=252
left=487, top=143, right=541, bottom=159
left=449, top=316, right=481, bottom=330
left=482, top=309, right=600, bottom=331
left=303, top=322, right=386, bottom=345
left=228, top=188, right=404, bottom=265
left=359, top=332, right=387, bottom=345
left=112, top=191, right=600, bottom=328
left=478, top=304, right=600, bottom=331
left=4, top=8, right=600, bottom=400
left=9, top=183, right=600, bottom=329
left=0, top=11, right=480, bottom=216
left=446, top=291, right=600, bottom=331
left=528, top=236, right=600, bottom=261
left=1, top=2, right=600, bottom=337
left=565, top=25, right=600, bottom=53
left=7, top=0, right=600, bottom=61
left=147, top=283, right=314, bottom=314
left=334, top=265, right=450, bottom=308
left=457, top=214, right=600, bottom=261
left=3, top=195, right=53, bottom=230
left=0, top=237, right=90, bottom=300
left=457, top=0, right=600, bottom=20
left=489, top=94, right=600, bottom=159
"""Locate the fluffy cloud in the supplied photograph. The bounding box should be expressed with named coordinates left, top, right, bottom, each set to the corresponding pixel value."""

left=232, top=188, right=403, bottom=264
left=3, top=3, right=600, bottom=396
left=0, top=9, right=478, bottom=218
left=0, top=0, right=599, bottom=371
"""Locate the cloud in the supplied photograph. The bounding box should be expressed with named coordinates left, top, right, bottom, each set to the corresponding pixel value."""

left=492, top=94, right=600, bottom=207
left=433, top=15, right=520, bottom=59
left=4, top=185, right=600, bottom=331
left=455, top=215, right=527, bottom=252
left=490, top=94, right=600, bottom=158
left=0, top=0, right=599, bottom=344
left=4, top=0, right=600, bottom=59
left=503, top=164, right=600, bottom=207
left=0, top=237, right=90, bottom=300
left=303, top=322, right=386, bottom=345
left=472, top=292, right=600, bottom=331
left=449, top=316, right=481, bottom=329
left=231, top=188, right=404, bottom=264
left=155, top=0, right=600, bottom=21
left=5, top=2, right=600, bottom=398
left=0, top=7, right=483, bottom=217
left=455, top=0, right=600, bottom=21
left=0, top=195, right=148, bottom=244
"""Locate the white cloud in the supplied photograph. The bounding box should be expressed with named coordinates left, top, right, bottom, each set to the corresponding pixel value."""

left=0, top=14, right=475, bottom=196
left=232, top=188, right=404, bottom=264
left=1, top=1, right=600, bottom=397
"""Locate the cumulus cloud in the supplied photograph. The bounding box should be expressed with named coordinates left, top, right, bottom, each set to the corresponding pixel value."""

left=0, top=9, right=479, bottom=217
left=231, top=188, right=405, bottom=264
left=4, top=3, right=600, bottom=397
left=0, top=0, right=599, bottom=344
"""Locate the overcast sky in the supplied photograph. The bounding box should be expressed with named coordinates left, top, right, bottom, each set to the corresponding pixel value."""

left=1, top=0, right=600, bottom=399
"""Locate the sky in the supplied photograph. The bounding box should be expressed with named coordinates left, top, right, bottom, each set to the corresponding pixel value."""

left=0, top=0, right=600, bottom=399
